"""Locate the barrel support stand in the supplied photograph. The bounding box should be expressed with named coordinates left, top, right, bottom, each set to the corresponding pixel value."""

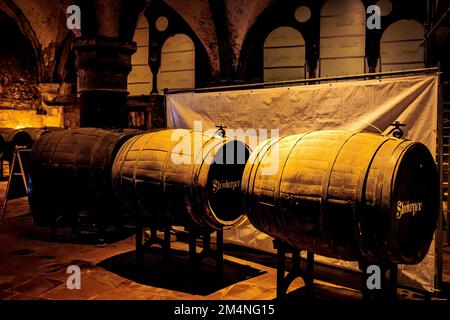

left=49, top=212, right=67, bottom=241
left=359, top=260, right=398, bottom=301
left=188, top=228, right=224, bottom=279
left=135, top=221, right=171, bottom=273
left=274, top=240, right=314, bottom=300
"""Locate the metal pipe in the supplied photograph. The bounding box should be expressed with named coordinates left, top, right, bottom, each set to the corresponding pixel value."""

left=435, top=62, right=444, bottom=296
left=420, top=7, right=450, bottom=47
left=165, top=67, right=440, bottom=94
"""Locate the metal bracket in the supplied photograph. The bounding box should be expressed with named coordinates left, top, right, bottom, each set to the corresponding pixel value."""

left=274, top=240, right=314, bottom=300
left=215, top=124, right=227, bottom=138
left=387, top=121, right=406, bottom=138
left=188, top=228, right=224, bottom=278
left=135, top=222, right=224, bottom=279
left=135, top=224, right=171, bottom=272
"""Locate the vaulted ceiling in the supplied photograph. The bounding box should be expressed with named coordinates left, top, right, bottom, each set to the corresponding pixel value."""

left=1, top=0, right=449, bottom=82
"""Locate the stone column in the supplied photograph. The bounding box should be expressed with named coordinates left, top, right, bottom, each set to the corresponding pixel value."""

left=74, top=38, right=136, bottom=128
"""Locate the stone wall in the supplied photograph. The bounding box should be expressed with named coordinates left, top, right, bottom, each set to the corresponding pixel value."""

left=0, top=107, right=63, bottom=128
left=63, top=104, right=80, bottom=129
left=0, top=0, right=436, bottom=131
left=0, top=11, right=39, bottom=110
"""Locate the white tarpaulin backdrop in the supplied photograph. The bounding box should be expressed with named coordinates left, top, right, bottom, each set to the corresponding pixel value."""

left=166, top=74, right=439, bottom=292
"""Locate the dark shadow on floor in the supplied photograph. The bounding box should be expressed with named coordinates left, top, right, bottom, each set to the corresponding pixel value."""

left=97, top=247, right=266, bottom=296
left=439, top=281, right=450, bottom=300
left=222, top=244, right=437, bottom=300
left=17, top=223, right=136, bottom=245
left=222, top=243, right=363, bottom=291
left=285, top=282, right=363, bottom=301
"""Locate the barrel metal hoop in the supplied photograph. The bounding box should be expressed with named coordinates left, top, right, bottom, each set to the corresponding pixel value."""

left=85, top=131, right=110, bottom=210
left=374, top=140, right=408, bottom=214
left=159, top=130, right=193, bottom=224
left=189, top=134, right=221, bottom=228
left=241, top=138, right=277, bottom=196
left=190, top=134, right=217, bottom=198
left=48, top=129, right=70, bottom=167
left=133, top=132, right=159, bottom=216
left=353, top=136, right=394, bottom=260
left=362, top=139, right=410, bottom=262
left=248, top=137, right=284, bottom=197
left=112, top=137, right=136, bottom=213
left=382, top=141, right=418, bottom=263
left=274, top=132, right=314, bottom=205
left=319, top=131, right=361, bottom=240
left=161, top=130, right=194, bottom=193
left=240, top=138, right=278, bottom=231
left=89, top=131, right=112, bottom=170
left=197, top=140, right=233, bottom=229
left=191, top=134, right=217, bottom=191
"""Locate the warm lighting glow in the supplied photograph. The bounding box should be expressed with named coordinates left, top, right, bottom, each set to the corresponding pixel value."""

left=0, top=108, right=64, bottom=129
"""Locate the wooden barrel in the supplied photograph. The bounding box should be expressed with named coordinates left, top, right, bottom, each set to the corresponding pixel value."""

left=0, top=128, right=34, bottom=159
left=22, top=127, right=64, bottom=143
left=29, top=128, right=141, bottom=228
left=242, top=130, right=439, bottom=264
left=0, top=131, right=7, bottom=158
left=112, top=129, right=250, bottom=230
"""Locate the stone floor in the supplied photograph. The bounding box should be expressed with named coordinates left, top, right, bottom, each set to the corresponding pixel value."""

left=0, top=181, right=449, bottom=301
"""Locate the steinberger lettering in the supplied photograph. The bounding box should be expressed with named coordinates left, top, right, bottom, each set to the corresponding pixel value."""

left=396, top=200, right=423, bottom=219
left=212, top=180, right=241, bottom=193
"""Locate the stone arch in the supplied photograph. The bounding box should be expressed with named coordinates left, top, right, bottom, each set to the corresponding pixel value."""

left=144, top=0, right=212, bottom=89
left=238, top=0, right=319, bottom=82
left=263, top=26, right=306, bottom=82
left=158, top=34, right=195, bottom=90
left=54, top=33, right=76, bottom=83
left=0, top=10, right=40, bottom=108
left=380, top=19, right=425, bottom=71
left=0, top=0, right=45, bottom=81
left=319, top=0, right=366, bottom=76
left=128, top=13, right=152, bottom=96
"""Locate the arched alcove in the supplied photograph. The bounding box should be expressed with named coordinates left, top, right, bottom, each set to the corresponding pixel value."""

left=263, top=26, right=306, bottom=82
left=157, top=33, right=195, bottom=90
left=128, top=14, right=152, bottom=96
left=319, top=0, right=366, bottom=76
left=0, top=11, right=39, bottom=109
left=380, top=19, right=425, bottom=72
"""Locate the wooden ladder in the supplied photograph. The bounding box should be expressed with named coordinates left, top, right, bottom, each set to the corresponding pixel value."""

left=1, top=149, right=30, bottom=219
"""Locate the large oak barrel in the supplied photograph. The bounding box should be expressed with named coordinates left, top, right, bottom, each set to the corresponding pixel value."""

left=242, top=130, right=439, bottom=264
left=29, top=128, right=141, bottom=228
left=0, top=128, right=34, bottom=159
left=112, top=129, right=250, bottom=230
left=22, top=127, right=64, bottom=143
left=0, top=130, right=7, bottom=158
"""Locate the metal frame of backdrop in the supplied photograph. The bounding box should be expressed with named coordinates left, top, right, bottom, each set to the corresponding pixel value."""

left=163, top=67, right=444, bottom=296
